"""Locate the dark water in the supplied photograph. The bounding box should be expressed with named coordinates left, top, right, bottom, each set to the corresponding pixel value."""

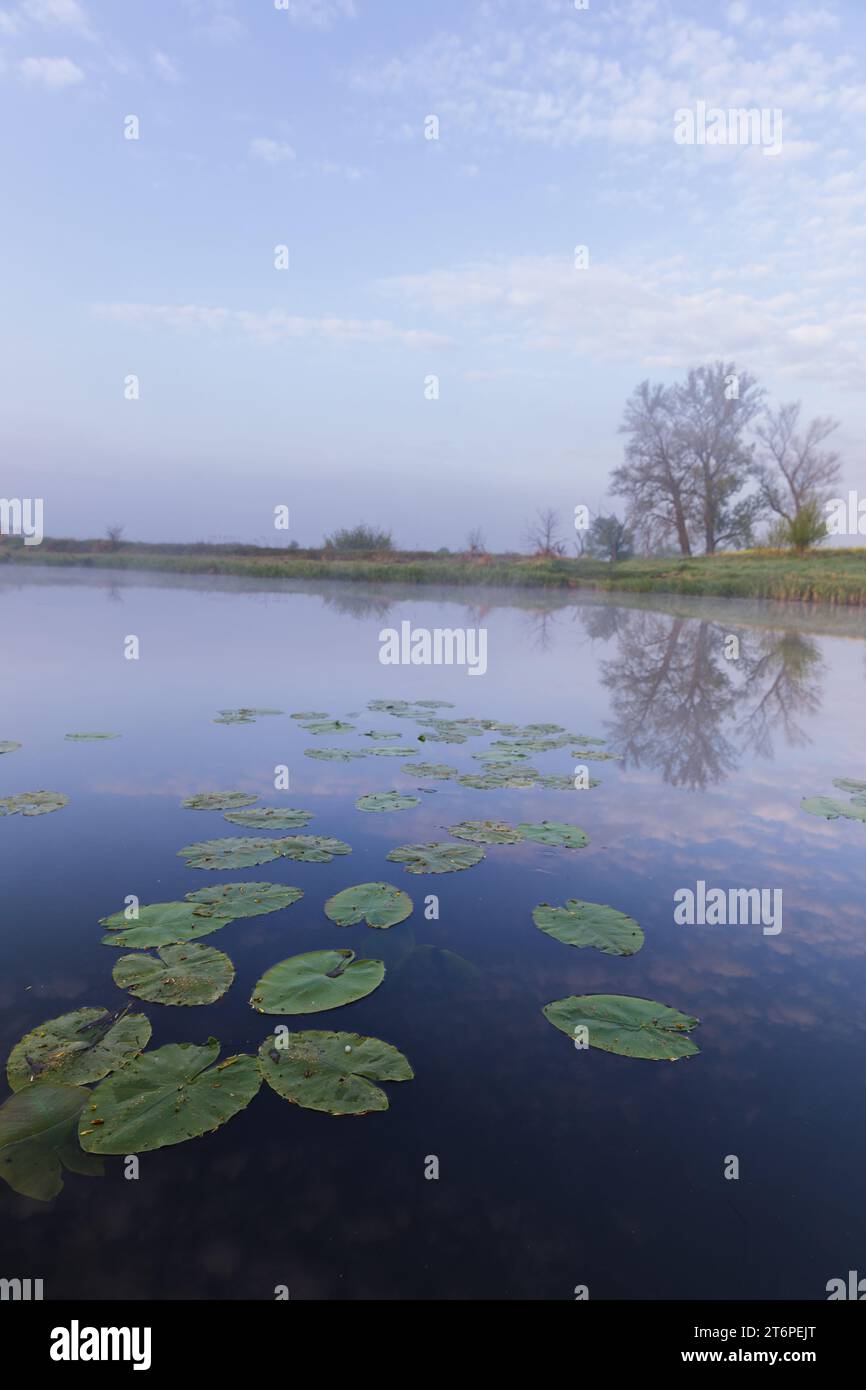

left=2, top=565, right=865, bottom=1300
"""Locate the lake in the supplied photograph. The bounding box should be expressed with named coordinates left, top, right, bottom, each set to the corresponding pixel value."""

left=1, top=564, right=865, bottom=1300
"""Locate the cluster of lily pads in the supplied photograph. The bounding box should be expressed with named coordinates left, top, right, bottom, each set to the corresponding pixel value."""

left=801, top=777, right=866, bottom=823
left=0, top=731, right=120, bottom=818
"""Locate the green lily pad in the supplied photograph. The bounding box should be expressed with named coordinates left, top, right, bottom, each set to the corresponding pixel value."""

left=356, top=792, right=420, bottom=813
left=368, top=699, right=412, bottom=713
left=523, top=723, right=565, bottom=734
left=570, top=748, right=621, bottom=761
left=186, top=882, right=303, bottom=919
left=223, top=806, right=313, bottom=829
left=301, top=720, right=356, bottom=735
left=324, top=882, right=413, bottom=929
left=448, top=820, right=523, bottom=844
left=386, top=841, right=485, bottom=874
left=304, top=747, right=366, bottom=762
left=517, top=820, right=589, bottom=848
left=414, top=700, right=455, bottom=709
left=64, top=732, right=121, bottom=741
left=364, top=730, right=402, bottom=740
left=801, top=796, right=866, bottom=822
left=833, top=778, right=866, bottom=793
left=100, top=900, right=234, bottom=949
left=78, top=1040, right=261, bottom=1154
left=459, top=770, right=537, bottom=789
left=178, top=837, right=283, bottom=870
left=402, top=762, right=458, bottom=780
left=0, top=741, right=21, bottom=755
left=0, top=791, right=69, bottom=817
left=291, top=711, right=329, bottom=720
left=367, top=746, right=417, bottom=757
left=182, top=791, right=259, bottom=811
left=543, top=994, right=700, bottom=1060
left=533, top=900, right=644, bottom=956
left=0, top=1084, right=102, bottom=1200
left=215, top=707, right=282, bottom=724
left=537, top=774, right=601, bottom=790
left=258, top=1031, right=413, bottom=1115
left=113, top=942, right=235, bottom=1006
left=6, top=1008, right=152, bottom=1092
left=275, top=835, right=351, bottom=863
left=250, top=949, right=384, bottom=1014
left=417, top=730, right=467, bottom=744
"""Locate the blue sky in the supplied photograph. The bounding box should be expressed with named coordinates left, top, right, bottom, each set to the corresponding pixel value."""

left=2, top=0, right=865, bottom=548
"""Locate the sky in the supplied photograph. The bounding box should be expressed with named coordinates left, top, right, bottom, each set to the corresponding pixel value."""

left=1, top=0, right=865, bottom=550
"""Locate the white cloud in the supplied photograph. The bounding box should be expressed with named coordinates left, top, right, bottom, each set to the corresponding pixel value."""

left=277, top=0, right=357, bottom=30
left=18, top=53, right=83, bottom=85
left=152, top=50, right=180, bottom=83
left=21, top=0, right=91, bottom=32
left=250, top=136, right=296, bottom=164
left=92, top=302, right=452, bottom=351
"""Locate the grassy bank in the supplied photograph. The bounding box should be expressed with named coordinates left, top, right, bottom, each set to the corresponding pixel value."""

left=4, top=538, right=866, bottom=605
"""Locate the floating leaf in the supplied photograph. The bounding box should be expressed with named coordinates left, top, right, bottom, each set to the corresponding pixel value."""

left=290, top=711, right=329, bottom=720
left=324, top=882, right=413, bottom=929
left=258, top=1031, right=413, bottom=1115
left=113, top=942, right=234, bottom=1006
left=356, top=792, right=420, bottom=813
left=78, top=1040, right=261, bottom=1154
left=448, top=819, right=523, bottom=844
left=523, top=723, right=565, bottom=735
left=178, top=837, right=282, bottom=870
left=214, top=709, right=254, bottom=724
left=533, top=900, right=644, bottom=956
left=182, top=791, right=259, bottom=811
left=0, top=791, right=69, bottom=817
left=64, top=732, right=120, bottom=742
left=0, top=740, right=21, bottom=755
left=402, top=762, right=458, bottom=780
left=386, top=841, right=484, bottom=874
left=414, top=700, right=455, bottom=709
left=99, top=900, right=233, bottom=949
left=364, top=730, right=402, bottom=741
left=367, top=746, right=417, bottom=757
left=6, top=1008, right=152, bottom=1092
left=537, top=774, right=601, bottom=790
left=301, top=720, right=356, bottom=735
left=543, top=995, right=700, bottom=1060
left=832, top=778, right=866, bottom=793
left=186, top=882, right=303, bottom=919
left=801, top=796, right=866, bottom=822
left=570, top=748, right=621, bottom=761
left=459, top=769, right=537, bottom=789
left=250, top=949, right=384, bottom=1014
left=223, top=805, right=313, bottom=829
left=517, top=820, right=589, bottom=848
left=275, top=835, right=351, bottom=863
left=0, top=1084, right=101, bottom=1200
left=304, top=747, right=366, bottom=762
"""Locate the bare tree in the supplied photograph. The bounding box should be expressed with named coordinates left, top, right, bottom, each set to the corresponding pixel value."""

left=612, top=381, right=696, bottom=555
left=753, top=402, right=841, bottom=525
left=673, top=362, right=764, bottom=553
left=105, top=524, right=125, bottom=551
left=524, top=508, right=566, bottom=557
left=466, top=527, right=487, bottom=556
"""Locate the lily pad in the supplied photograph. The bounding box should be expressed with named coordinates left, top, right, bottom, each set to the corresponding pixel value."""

left=367, top=746, right=417, bottom=757
left=215, top=707, right=282, bottom=724
left=833, top=778, right=866, bottom=793
left=64, top=732, right=121, bottom=741
left=99, top=900, right=234, bottom=949
left=291, top=711, right=329, bottom=720
left=182, top=791, right=259, bottom=811
left=364, top=730, right=402, bottom=740
left=801, top=796, right=866, bottom=822
left=386, top=841, right=484, bottom=874
left=324, top=882, right=413, bottom=929
left=0, top=791, right=69, bottom=817
left=6, top=1008, right=152, bottom=1092
left=250, top=949, right=384, bottom=1014
left=223, top=805, right=313, bottom=829
left=570, top=748, right=621, bottom=761
left=517, top=820, right=589, bottom=848
left=178, top=837, right=283, bottom=870
left=448, top=820, right=523, bottom=844
left=78, top=1040, right=261, bottom=1154
left=186, top=882, right=303, bottom=919
left=275, top=835, right=351, bottom=863
left=537, top=774, right=601, bottom=790
left=258, top=1031, right=413, bottom=1115
left=304, top=747, right=366, bottom=762
left=533, top=900, right=644, bottom=956
left=0, top=740, right=21, bottom=755
left=543, top=994, right=700, bottom=1060
left=356, top=792, right=420, bottom=813
left=402, top=762, right=458, bottom=780
left=301, top=720, right=355, bottom=735
left=0, top=1084, right=102, bottom=1200
left=113, top=942, right=235, bottom=1006
left=459, top=770, right=537, bottom=789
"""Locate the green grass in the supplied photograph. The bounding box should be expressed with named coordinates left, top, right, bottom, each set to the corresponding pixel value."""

left=4, top=538, right=866, bottom=605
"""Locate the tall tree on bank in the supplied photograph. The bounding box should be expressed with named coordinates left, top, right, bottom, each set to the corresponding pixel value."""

left=753, top=402, right=841, bottom=525
left=612, top=381, right=696, bottom=555
left=674, top=362, right=764, bottom=554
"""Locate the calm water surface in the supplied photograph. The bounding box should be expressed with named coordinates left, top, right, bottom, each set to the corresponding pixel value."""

left=1, top=565, right=865, bottom=1299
